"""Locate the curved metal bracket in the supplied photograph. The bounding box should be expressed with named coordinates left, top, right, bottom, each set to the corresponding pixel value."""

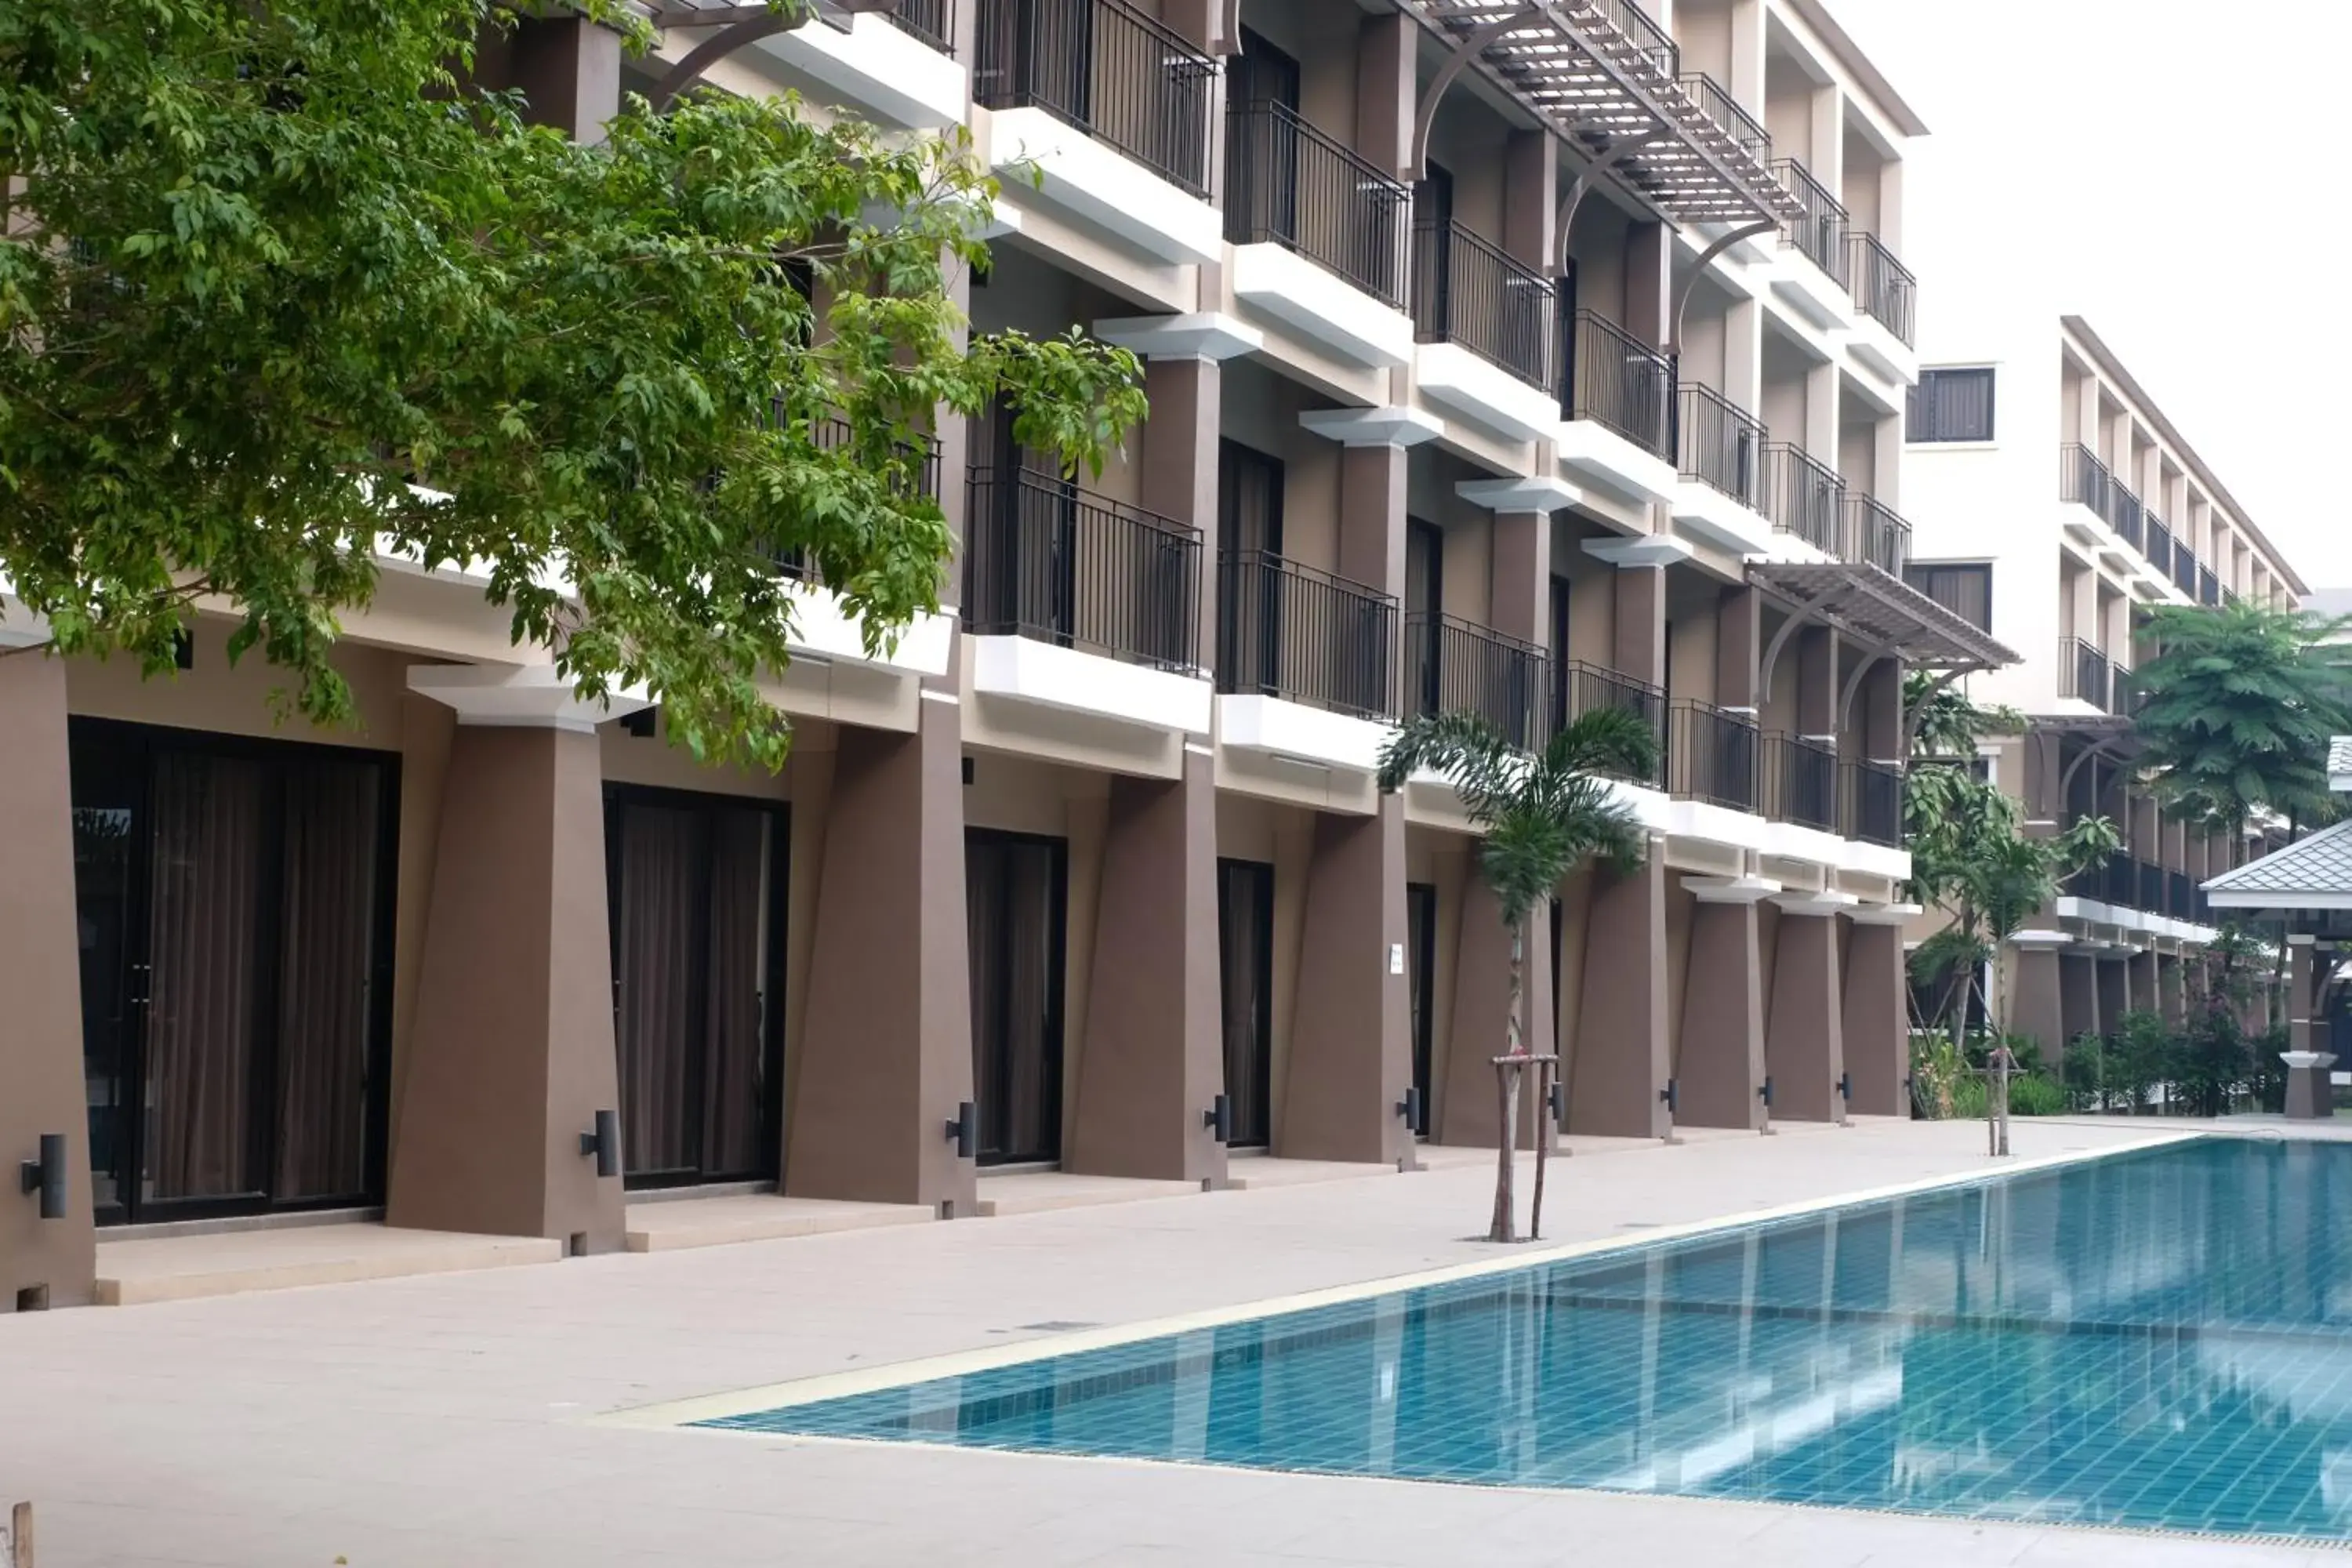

left=1837, top=651, right=1881, bottom=731
left=2059, top=733, right=2132, bottom=814
left=1897, top=667, right=1969, bottom=755
left=1667, top=218, right=1776, bottom=357
left=1554, top=136, right=1658, bottom=276
left=1757, top=593, right=1831, bottom=711
left=647, top=13, right=794, bottom=112
left=1405, top=7, right=1544, bottom=184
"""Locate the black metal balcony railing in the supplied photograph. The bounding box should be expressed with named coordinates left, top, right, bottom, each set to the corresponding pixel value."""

left=1760, top=732, right=1838, bottom=833
left=1845, top=231, right=1915, bottom=346
left=975, top=0, right=1214, bottom=197
left=1562, top=308, right=1675, bottom=459
left=884, top=0, right=955, bottom=54
left=1592, top=0, right=1679, bottom=75
left=2058, top=636, right=2111, bottom=711
left=2060, top=445, right=2145, bottom=549
left=1841, top=759, right=1903, bottom=847
left=2169, top=869, right=2194, bottom=920
left=1769, top=158, right=1847, bottom=285
left=1678, top=73, right=1769, bottom=166
left=2146, top=514, right=2172, bottom=579
left=2172, top=543, right=2199, bottom=597
left=2199, top=566, right=2220, bottom=606
left=1676, top=383, right=1765, bottom=512
left=964, top=466, right=1200, bottom=672
left=1410, top=220, right=1555, bottom=391
left=1667, top=700, right=1759, bottom=813
left=814, top=416, right=941, bottom=498
left=1552, top=660, right=1666, bottom=785
left=2137, top=858, right=2165, bottom=914
left=1838, top=493, right=1911, bottom=575
left=2103, top=851, right=2135, bottom=909
left=1405, top=613, right=1548, bottom=752
left=1761, top=442, right=1844, bottom=553
left=1225, top=100, right=1411, bottom=307
left=1215, top=550, right=1396, bottom=722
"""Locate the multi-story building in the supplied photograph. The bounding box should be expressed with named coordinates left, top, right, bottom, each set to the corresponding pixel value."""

left=1900, top=314, right=2307, bottom=1054
left=2, top=0, right=1991, bottom=1310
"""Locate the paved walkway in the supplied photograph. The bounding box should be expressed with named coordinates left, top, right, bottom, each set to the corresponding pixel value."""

left=1, top=1117, right=2336, bottom=1566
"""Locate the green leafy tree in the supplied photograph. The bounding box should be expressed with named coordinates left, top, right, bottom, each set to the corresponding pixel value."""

left=2131, top=601, right=2352, bottom=837
left=0, top=0, right=1145, bottom=767
left=1377, top=706, right=1657, bottom=1243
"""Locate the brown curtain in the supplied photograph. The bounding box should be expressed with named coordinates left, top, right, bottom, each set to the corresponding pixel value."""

left=1218, top=862, right=1272, bottom=1149
left=966, top=839, right=1007, bottom=1157
left=271, top=760, right=382, bottom=1200
left=615, top=804, right=702, bottom=1178
left=699, top=807, right=768, bottom=1177
left=144, top=753, right=266, bottom=1202
left=999, top=844, right=1058, bottom=1163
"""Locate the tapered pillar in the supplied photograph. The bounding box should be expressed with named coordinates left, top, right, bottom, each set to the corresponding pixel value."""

left=2060, top=952, right=2100, bottom=1053
left=2157, top=952, right=2187, bottom=1025
left=788, top=685, right=977, bottom=1211
left=1285, top=800, right=1410, bottom=1163
left=2127, top=949, right=2160, bottom=1017
left=1677, top=880, right=1771, bottom=1130
left=1438, top=882, right=1548, bottom=1147
left=1841, top=912, right=1908, bottom=1116
left=2096, top=956, right=2129, bottom=1043
left=0, top=645, right=97, bottom=1310
left=2011, top=939, right=2067, bottom=1057
left=1069, top=750, right=1224, bottom=1182
left=1766, top=895, right=1848, bottom=1122
left=390, top=669, right=637, bottom=1250
left=1571, top=849, right=1672, bottom=1138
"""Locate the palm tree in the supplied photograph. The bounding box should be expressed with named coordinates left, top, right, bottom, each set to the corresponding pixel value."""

left=1376, top=704, right=1658, bottom=1243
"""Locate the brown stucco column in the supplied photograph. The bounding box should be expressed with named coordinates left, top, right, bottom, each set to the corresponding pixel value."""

left=2058, top=951, right=2100, bottom=1052
left=1676, top=880, right=1770, bottom=1130
left=1716, top=585, right=1761, bottom=713
left=1795, top=626, right=1838, bottom=746
left=390, top=670, right=637, bottom=1250
left=1571, top=847, right=1672, bottom=1138
left=2096, top=954, right=2129, bottom=1040
left=789, top=687, right=977, bottom=1211
left=1438, top=882, right=1548, bottom=1147
left=1355, top=10, right=1415, bottom=177
left=2157, top=952, right=2186, bottom=1025
left=1840, top=913, right=1907, bottom=1116
left=1069, top=749, right=1224, bottom=1182
left=1765, top=896, right=1846, bottom=1123
left=2011, top=940, right=2067, bottom=1058
left=1286, top=800, right=1410, bottom=1163
left=0, top=648, right=97, bottom=1311
left=474, top=15, right=621, bottom=142
left=2127, top=949, right=2159, bottom=1015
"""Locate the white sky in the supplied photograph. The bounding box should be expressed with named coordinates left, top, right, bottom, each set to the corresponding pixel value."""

left=1830, top=0, right=2352, bottom=593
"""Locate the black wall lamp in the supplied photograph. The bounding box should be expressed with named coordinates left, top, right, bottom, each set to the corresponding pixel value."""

left=19, top=1134, right=67, bottom=1221
left=1394, top=1086, right=1421, bottom=1129
left=1658, top=1079, right=1679, bottom=1116
left=1547, top=1081, right=1566, bottom=1126
left=1758, top=1076, right=1773, bottom=1109
left=945, top=1100, right=978, bottom=1161
left=579, top=1109, right=620, bottom=1178
left=1203, top=1094, right=1231, bottom=1144
left=1836, top=1073, right=1853, bottom=1102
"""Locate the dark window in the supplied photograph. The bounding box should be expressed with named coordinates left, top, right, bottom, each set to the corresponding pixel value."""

left=1216, top=859, right=1275, bottom=1149
left=1406, top=882, right=1436, bottom=1136
left=1906, top=368, right=1995, bottom=442
left=1902, top=561, right=1994, bottom=631
left=1218, top=440, right=1284, bottom=557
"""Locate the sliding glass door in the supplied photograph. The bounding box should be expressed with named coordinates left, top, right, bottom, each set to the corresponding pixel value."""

left=1217, top=858, right=1274, bottom=1149
left=965, top=829, right=1066, bottom=1166
left=604, top=787, right=786, bottom=1189
left=1406, top=882, right=1436, bottom=1137
left=70, top=720, right=397, bottom=1225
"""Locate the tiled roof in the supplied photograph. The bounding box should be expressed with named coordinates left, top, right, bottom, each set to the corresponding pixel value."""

left=2206, top=818, right=2352, bottom=902
left=2330, top=735, right=2352, bottom=779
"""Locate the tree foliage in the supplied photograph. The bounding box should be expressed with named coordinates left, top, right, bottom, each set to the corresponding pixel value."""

left=2130, top=601, right=2352, bottom=834
left=0, top=0, right=1145, bottom=766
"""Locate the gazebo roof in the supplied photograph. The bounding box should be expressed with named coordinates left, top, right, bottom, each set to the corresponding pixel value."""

left=2206, top=818, right=2352, bottom=911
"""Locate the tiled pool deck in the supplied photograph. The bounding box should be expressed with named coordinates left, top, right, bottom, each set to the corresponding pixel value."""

left=4, top=1118, right=2347, bottom=1566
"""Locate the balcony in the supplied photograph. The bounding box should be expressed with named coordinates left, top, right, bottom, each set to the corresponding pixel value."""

left=976, top=0, right=1220, bottom=263
left=1678, top=73, right=1769, bottom=166
left=1405, top=612, right=1548, bottom=753
left=1838, top=494, right=1911, bottom=575
left=1766, top=158, right=1849, bottom=330
left=886, top=0, right=953, bottom=53
left=1761, top=441, right=1844, bottom=555
left=2145, top=514, right=2173, bottom=583
left=1553, top=660, right=1666, bottom=786
left=2056, top=636, right=2113, bottom=712
left=1215, top=550, right=1396, bottom=778
left=1840, top=760, right=1903, bottom=848
left=963, top=466, right=1209, bottom=731
left=2172, top=543, right=2199, bottom=597
left=2060, top=445, right=2147, bottom=554
left=1558, top=308, right=1676, bottom=503
left=1410, top=220, right=1559, bottom=444
left=1844, top=230, right=1915, bottom=376
left=724, top=0, right=966, bottom=129
left=2138, top=858, right=2165, bottom=916
left=1667, top=699, right=1759, bottom=814
left=2200, top=566, right=2220, bottom=606
left=1760, top=732, right=1838, bottom=833
left=1670, top=383, right=1771, bottom=556
left=1225, top=100, right=1415, bottom=366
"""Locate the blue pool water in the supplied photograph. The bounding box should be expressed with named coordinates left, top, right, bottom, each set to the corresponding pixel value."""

left=702, top=1138, right=2352, bottom=1540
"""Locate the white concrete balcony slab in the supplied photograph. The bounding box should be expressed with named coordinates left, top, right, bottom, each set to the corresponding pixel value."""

left=967, top=633, right=1212, bottom=735
left=1665, top=797, right=1770, bottom=854
left=1763, top=818, right=1849, bottom=867
left=1217, top=693, right=1388, bottom=776
left=1414, top=342, right=1558, bottom=444
left=1764, top=244, right=1853, bottom=334
left=1231, top=242, right=1417, bottom=368
left=406, top=663, right=651, bottom=732
left=754, top=11, right=966, bottom=130
left=1832, top=837, right=1912, bottom=882
left=2055, top=895, right=2115, bottom=926
left=1556, top=418, right=1678, bottom=507
left=986, top=106, right=1221, bottom=267
left=1845, top=313, right=1917, bottom=387
left=1599, top=779, right=1675, bottom=836
left=785, top=584, right=953, bottom=677
left=1671, top=480, right=1776, bottom=557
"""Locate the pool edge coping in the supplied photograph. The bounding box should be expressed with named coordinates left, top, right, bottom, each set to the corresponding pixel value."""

left=593, top=1125, right=2204, bottom=1432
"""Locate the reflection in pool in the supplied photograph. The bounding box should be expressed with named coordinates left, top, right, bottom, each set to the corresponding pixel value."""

left=702, top=1138, right=2352, bottom=1540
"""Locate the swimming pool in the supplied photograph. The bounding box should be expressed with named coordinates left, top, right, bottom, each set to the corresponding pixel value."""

left=693, top=1138, right=2352, bottom=1541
